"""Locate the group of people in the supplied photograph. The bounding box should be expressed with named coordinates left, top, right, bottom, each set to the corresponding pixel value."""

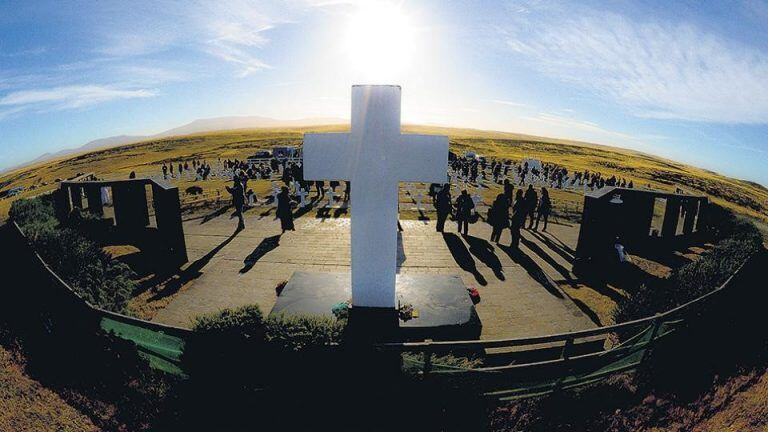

left=226, top=175, right=296, bottom=233
left=162, top=159, right=213, bottom=181
left=487, top=184, right=551, bottom=248
left=432, top=179, right=552, bottom=249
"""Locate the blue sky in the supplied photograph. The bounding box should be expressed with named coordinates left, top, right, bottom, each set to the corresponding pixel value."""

left=1, top=0, right=767, bottom=185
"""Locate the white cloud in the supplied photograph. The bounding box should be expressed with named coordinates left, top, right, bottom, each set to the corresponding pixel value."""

left=521, top=112, right=639, bottom=142
left=0, top=85, right=156, bottom=111
left=503, top=9, right=768, bottom=124
left=491, top=99, right=527, bottom=108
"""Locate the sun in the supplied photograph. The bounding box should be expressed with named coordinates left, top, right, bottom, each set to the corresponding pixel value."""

left=344, top=2, right=417, bottom=82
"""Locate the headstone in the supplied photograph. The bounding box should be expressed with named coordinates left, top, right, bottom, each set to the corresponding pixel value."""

left=297, top=188, right=309, bottom=207
left=271, top=182, right=280, bottom=206
left=415, top=190, right=424, bottom=210
left=327, top=188, right=336, bottom=207
left=303, top=85, right=447, bottom=309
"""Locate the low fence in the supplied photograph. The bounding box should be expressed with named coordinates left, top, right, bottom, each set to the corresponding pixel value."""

left=0, top=222, right=192, bottom=376
left=0, top=220, right=760, bottom=399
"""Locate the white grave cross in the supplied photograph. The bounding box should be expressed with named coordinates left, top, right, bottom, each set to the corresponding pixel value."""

left=303, top=85, right=448, bottom=308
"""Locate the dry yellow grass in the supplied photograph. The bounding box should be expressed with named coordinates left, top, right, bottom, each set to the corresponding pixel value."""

left=0, top=346, right=99, bottom=432
left=1, top=125, right=766, bottom=229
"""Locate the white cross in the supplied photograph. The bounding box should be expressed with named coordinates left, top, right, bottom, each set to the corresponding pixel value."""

left=303, top=85, right=448, bottom=309
left=326, top=188, right=336, bottom=207
left=271, top=182, right=280, bottom=206
left=297, top=188, right=309, bottom=207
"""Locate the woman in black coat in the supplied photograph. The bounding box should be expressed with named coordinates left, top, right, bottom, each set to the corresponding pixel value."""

left=489, top=194, right=509, bottom=243
left=510, top=189, right=526, bottom=249
left=276, top=186, right=295, bottom=233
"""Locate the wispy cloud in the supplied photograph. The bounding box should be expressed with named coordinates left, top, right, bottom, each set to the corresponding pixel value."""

left=0, top=85, right=156, bottom=111
left=522, top=112, right=639, bottom=142
left=491, top=99, right=527, bottom=108
left=502, top=6, right=768, bottom=124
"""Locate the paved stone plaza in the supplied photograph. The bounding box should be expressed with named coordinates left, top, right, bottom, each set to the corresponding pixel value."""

left=152, top=206, right=596, bottom=340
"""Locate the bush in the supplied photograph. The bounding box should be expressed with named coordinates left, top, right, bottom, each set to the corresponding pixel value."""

left=191, top=305, right=264, bottom=341
left=613, top=210, right=764, bottom=326
left=9, top=196, right=136, bottom=313
left=189, top=305, right=344, bottom=352
left=8, top=196, right=58, bottom=240
left=263, top=313, right=345, bottom=351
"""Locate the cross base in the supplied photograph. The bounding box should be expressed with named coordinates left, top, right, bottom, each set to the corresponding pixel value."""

left=268, top=272, right=482, bottom=343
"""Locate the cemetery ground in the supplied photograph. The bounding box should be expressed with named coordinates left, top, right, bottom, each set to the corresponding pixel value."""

left=2, top=125, right=768, bottom=234
left=2, top=126, right=768, bottom=431
left=128, top=196, right=708, bottom=341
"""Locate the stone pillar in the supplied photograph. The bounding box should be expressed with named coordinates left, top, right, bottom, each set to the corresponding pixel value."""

left=85, top=185, right=104, bottom=216
left=694, top=197, right=708, bottom=233
left=69, top=185, right=83, bottom=209
left=682, top=198, right=698, bottom=235
left=152, top=183, right=188, bottom=265
left=54, top=187, right=72, bottom=221
left=661, top=196, right=682, bottom=238
left=112, top=182, right=149, bottom=229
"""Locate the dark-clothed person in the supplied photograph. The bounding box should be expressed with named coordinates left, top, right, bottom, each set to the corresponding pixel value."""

left=435, top=184, right=451, bottom=232
left=535, top=187, right=552, bottom=231
left=510, top=190, right=525, bottom=249
left=455, top=190, right=474, bottom=236
left=226, top=179, right=246, bottom=230
left=276, top=186, right=295, bottom=233
left=524, top=185, right=538, bottom=229
left=489, top=194, right=510, bottom=243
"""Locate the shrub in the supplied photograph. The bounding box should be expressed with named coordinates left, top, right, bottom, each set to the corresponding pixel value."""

left=9, top=196, right=136, bottom=313
left=613, top=210, right=763, bottom=327
left=8, top=196, right=58, bottom=240
left=263, top=313, right=345, bottom=351
left=190, top=305, right=345, bottom=351
left=191, top=305, right=264, bottom=341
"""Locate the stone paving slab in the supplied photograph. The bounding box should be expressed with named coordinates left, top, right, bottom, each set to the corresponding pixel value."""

left=153, top=208, right=595, bottom=339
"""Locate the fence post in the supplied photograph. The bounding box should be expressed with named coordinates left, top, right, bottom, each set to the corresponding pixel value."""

left=639, top=315, right=663, bottom=365
left=561, top=336, right=574, bottom=360
left=423, top=339, right=433, bottom=376
left=552, top=336, right=574, bottom=394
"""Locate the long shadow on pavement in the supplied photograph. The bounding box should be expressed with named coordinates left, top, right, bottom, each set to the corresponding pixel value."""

left=520, top=235, right=575, bottom=284
left=199, top=205, right=232, bottom=225
left=529, top=230, right=575, bottom=264
left=497, top=244, right=563, bottom=299
left=463, top=235, right=505, bottom=281
left=149, top=228, right=242, bottom=301
left=442, top=233, right=487, bottom=286
left=240, top=235, right=282, bottom=274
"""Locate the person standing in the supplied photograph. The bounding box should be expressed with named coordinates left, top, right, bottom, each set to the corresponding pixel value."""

left=503, top=179, right=514, bottom=205
left=226, top=178, right=246, bottom=231
left=455, top=189, right=474, bottom=236
left=510, top=190, right=526, bottom=249
left=276, top=186, right=295, bottom=233
left=489, top=194, right=509, bottom=243
left=162, top=164, right=168, bottom=180
left=343, top=181, right=351, bottom=202
left=534, top=187, right=552, bottom=231
left=435, top=184, right=451, bottom=232
left=524, top=184, right=538, bottom=229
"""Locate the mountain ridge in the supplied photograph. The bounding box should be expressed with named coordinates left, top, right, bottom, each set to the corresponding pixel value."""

left=2, top=116, right=347, bottom=173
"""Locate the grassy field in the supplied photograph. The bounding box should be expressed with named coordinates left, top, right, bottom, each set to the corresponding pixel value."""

left=1, top=125, right=766, bottom=229
left=0, top=346, right=98, bottom=432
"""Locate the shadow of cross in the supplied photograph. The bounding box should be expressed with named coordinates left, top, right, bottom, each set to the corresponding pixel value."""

left=303, top=85, right=448, bottom=308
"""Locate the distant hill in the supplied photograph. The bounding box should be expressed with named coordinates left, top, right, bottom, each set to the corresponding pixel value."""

left=10, top=116, right=346, bottom=170
left=156, top=116, right=345, bottom=137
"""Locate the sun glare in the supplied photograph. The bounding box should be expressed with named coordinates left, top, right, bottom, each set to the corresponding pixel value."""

left=344, top=2, right=416, bottom=82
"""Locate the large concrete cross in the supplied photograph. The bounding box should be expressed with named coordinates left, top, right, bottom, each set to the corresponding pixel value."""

left=303, top=85, right=448, bottom=309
